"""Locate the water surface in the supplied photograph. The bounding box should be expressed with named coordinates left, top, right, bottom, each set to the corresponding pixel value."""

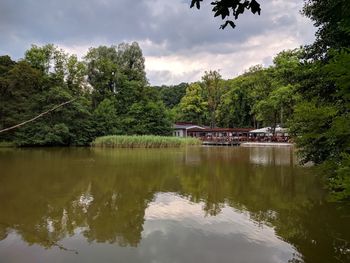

left=0, top=146, right=349, bottom=263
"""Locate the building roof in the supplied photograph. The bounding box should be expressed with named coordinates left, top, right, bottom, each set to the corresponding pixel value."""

left=173, top=123, right=205, bottom=130
left=187, top=127, right=253, bottom=133
left=249, top=126, right=288, bottom=134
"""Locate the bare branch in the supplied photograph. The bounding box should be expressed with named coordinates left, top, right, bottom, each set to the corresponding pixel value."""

left=0, top=98, right=77, bottom=134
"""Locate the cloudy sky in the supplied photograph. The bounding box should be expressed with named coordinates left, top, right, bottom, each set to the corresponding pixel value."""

left=0, top=0, right=316, bottom=85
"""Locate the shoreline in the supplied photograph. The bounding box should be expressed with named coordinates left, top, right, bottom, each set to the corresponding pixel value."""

left=240, top=142, right=293, bottom=147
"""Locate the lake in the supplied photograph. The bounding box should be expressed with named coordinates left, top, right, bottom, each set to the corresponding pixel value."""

left=0, top=146, right=349, bottom=263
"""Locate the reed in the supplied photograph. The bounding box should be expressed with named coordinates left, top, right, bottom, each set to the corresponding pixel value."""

left=0, top=141, right=16, bottom=148
left=92, top=135, right=201, bottom=148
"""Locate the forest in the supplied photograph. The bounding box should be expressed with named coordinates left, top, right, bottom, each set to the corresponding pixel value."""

left=0, top=0, right=349, bottom=199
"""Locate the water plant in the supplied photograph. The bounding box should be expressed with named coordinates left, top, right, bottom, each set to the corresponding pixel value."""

left=91, top=135, right=201, bottom=148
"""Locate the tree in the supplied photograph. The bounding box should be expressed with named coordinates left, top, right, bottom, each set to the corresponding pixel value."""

left=93, top=98, right=121, bottom=136
left=202, top=70, right=222, bottom=128
left=0, top=61, right=43, bottom=141
left=24, top=44, right=69, bottom=84
left=303, top=0, right=350, bottom=59
left=157, top=83, right=188, bottom=109
left=84, top=44, right=147, bottom=112
left=217, top=77, right=252, bottom=128
left=178, top=83, right=208, bottom=125
left=288, top=0, right=350, bottom=200
left=190, top=0, right=261, bottom=29
left=66, top=55, right=87, bottom=95
left=116, top=42, right=147, bottom=85
left=84, top=46, right=120, bottom=107
left=0, top=56, right=16, bottom=76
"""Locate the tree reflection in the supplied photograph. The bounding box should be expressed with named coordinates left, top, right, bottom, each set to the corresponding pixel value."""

left=0, top=147, right=349, bottom=262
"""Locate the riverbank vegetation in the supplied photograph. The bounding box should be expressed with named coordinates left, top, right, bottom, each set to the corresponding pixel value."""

left=92, top=135, right=201, bottom=148
left=0, top=0, right=349, bottom=199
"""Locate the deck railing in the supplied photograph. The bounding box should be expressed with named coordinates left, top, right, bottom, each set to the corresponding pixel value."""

left=194, top=136, right=290, bottom=143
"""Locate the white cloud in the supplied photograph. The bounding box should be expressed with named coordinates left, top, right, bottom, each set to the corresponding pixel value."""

left=144, top=29, right=308, bottom=85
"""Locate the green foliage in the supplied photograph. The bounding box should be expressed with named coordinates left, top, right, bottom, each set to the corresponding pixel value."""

left=286, top=0, right=350, bottom=200
left=178, top=56, right=300, bottom=130
left=0, top=61, right=43, bottom=141
left=116, top=42, right=147, bottom=85
left=93, top=98, right=121, bottom=136
left=326, top=153, right=350, bottom=201
left=92, top=135, right=201, bottom=148
left=289, top=102, right=338, bottom=164
left=157, top=83, right=188, bottom=108
left=178, top=83, right=208, bottom=125
left=202, top=70, right=222, bottom=128
left=124, top=100, right=172, bottom=136
left=0, top=42, right=172, bottom=146
left=303, top=0, right=350, bottom=59
left=216, top=78, right=252, bottom=128
left=0, top=56, right=16, bottom=76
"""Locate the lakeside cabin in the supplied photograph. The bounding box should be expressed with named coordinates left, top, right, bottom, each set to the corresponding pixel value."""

left=172, top=122, right=205, bottom=137
left=173, top=122, right=290, bottom=143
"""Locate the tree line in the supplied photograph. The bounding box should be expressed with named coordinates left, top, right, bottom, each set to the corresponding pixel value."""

left=0, top=42, right=172, bottom=146
left=0, top=0, right=349, bottom=199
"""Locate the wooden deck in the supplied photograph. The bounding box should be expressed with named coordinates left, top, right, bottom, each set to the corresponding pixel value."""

left=202, top=140, right=241, bottom=146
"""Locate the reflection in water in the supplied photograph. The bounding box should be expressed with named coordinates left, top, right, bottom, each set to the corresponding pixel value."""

left=143, top=193, right=300, bottom=263
left=0, top=147, right=349, bottom=263
left=247, top=146, right=295, bottom=166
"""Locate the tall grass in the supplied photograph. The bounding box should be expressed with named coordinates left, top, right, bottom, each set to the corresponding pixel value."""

left=0, top=141, right=16, bottom=148
left=92, top=135, right=201, bottom=148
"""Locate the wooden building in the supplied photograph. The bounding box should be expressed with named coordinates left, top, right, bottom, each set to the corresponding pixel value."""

left=173, top=122, right=205, bottom=137
left=187, top=127, right=253, bottom=142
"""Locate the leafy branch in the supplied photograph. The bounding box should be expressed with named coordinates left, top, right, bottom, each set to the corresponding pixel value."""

left=190, top=0, right=261, bottom=29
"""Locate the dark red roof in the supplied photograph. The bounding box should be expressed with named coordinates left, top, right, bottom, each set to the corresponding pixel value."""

left=187, top=127, right=253, bottom=132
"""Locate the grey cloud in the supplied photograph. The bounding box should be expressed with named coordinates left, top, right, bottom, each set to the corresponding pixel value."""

left=0, top=0, right=315, bottom=84
left=147, top=69, right=202, bottom=86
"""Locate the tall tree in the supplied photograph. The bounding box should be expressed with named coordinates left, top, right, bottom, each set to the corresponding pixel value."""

left=178, top=83, right=208, bottom=125
left=84, top=46, right=120, bottom=107
left=289, top=0, right=350, bottom=199
left=116, top=42, right=147, bottom=85
left=202, top=70, right=222, bottom=128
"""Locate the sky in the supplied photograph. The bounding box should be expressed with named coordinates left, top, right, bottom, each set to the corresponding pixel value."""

left=0, top=0, right=316, bottom=86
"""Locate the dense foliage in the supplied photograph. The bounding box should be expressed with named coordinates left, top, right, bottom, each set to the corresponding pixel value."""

left=0, top=42, right=172, bottom=146
left=288, top=0, right=350, bottom=200
left=170, top=52, right=301, bottom=130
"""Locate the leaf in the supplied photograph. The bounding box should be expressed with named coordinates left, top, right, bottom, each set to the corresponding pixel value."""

left=235, top=3, right=245, bottom=19
left=190, top=0, right=203, bottom=9
left=220, top=20, right=236, bottom=30
left=190, top=0, right=196, bottom=8
left=249, top=0, right=261, bottom=15
left=228, top=20, right=236, bottom=29
left=221, top=7, right=229, bottom=19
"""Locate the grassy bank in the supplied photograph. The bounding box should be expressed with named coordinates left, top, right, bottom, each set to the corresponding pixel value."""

left=0, top=141, right=16, bottom=148
left=92, top=135, right=201, bottom=148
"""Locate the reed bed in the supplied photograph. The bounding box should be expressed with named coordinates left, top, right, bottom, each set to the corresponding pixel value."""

left=0, top=141, right=16, bottom=148
left=92, top=135, right=201, bottom=148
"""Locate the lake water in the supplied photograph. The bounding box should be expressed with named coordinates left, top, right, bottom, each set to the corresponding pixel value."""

left=0, top=146, right=349, bottom=263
